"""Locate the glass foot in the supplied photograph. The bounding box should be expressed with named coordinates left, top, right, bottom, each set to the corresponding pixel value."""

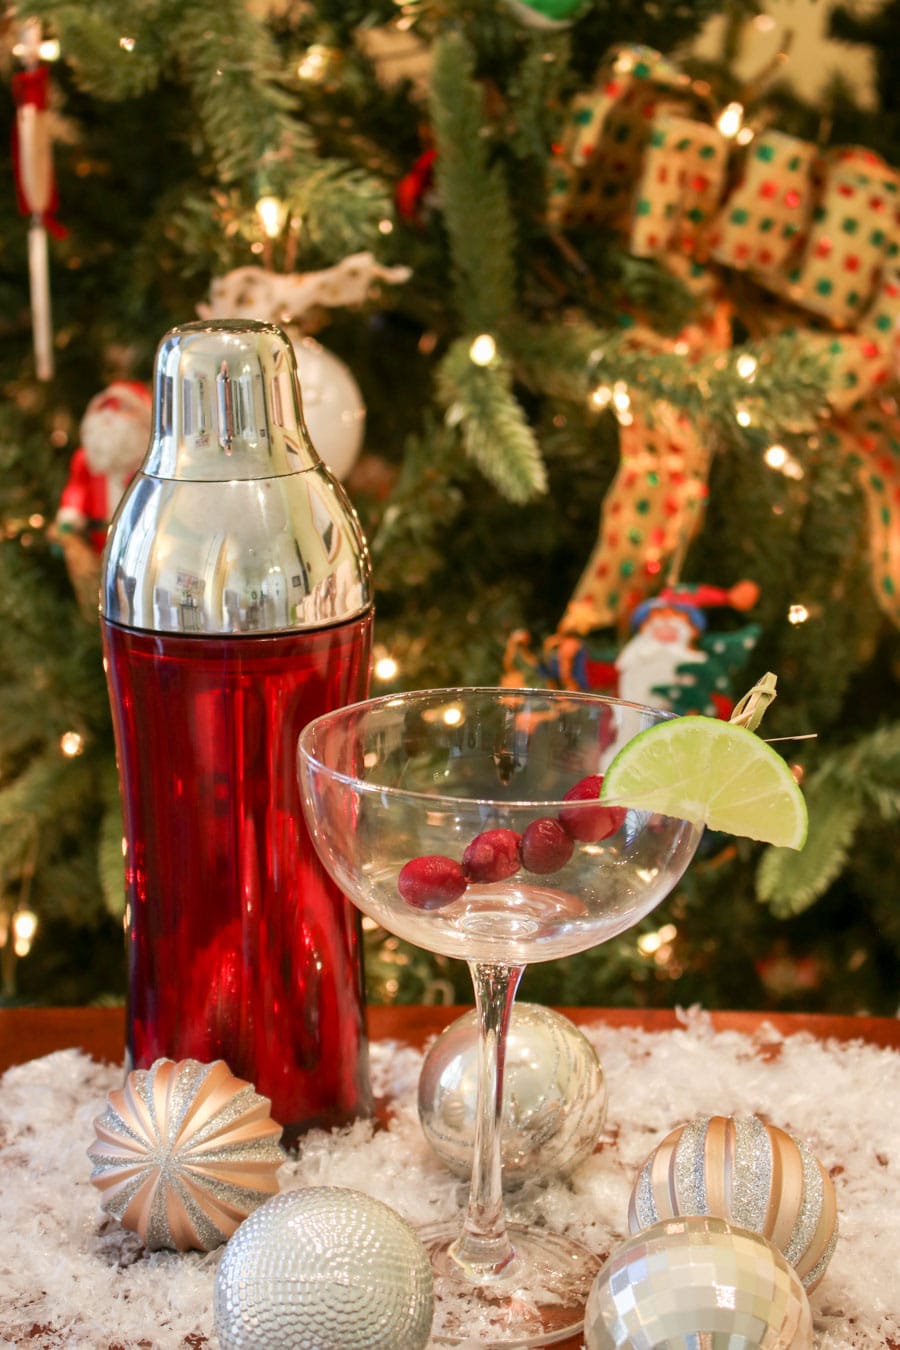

left=419, top=1220, right=600, bottom=1347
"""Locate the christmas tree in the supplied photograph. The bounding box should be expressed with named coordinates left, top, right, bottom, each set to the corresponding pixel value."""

left=1, top=0, right=899, bottom=1014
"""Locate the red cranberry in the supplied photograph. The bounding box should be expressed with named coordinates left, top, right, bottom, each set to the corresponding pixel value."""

left=462, top=828, right=522, bottom=884
left=558, top=774, right=627, bottom=843
left=520, top=817, right=574, bottom=874
left=398, top=855, right=467, bottom=909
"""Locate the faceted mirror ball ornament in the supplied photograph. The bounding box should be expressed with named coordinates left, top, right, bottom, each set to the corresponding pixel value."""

left=628, top=1114, right=838, bottom=1291
left=584, top=1216, right=814, bottom=1350
left=291, top=334, right=366, bottom=481
left=87, top=1058, right=284, bottom=1252
left=418, top=1003, right=606, bottom=1184
left=213, top=1187, right=434, bottom=1350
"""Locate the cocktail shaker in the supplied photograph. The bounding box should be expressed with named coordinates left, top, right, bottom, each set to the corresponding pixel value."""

left=100, top=320, right=374, bottom=1141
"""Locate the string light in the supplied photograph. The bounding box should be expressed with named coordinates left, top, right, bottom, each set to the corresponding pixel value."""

left=736, top=126, right=755, bottom=147
left=256, top=195, right=286, bottom=240
left=13, top=36, right=60, bottom=61
left=12, top=907, right=38, bottom=958
left=469, top=334, right=497, bottom=366
left=589, top=384, right=612, bottom=411
left=373, top=652, right=399, bottom=681
left=736, top=353, right=758, bottom=381
left=119, top=35, right=136, bottom=52
left=442, top=706, right=463, bottom=727
left=764, top=444, right=805, bottom=479
left=735, top=404, right=752, bottom=427
left=378, top=219, right=394, bottom=235
left=717, top=102, right=744, bottom=139
left=788, top=604, right=810, bottom=624
left=60, top=730, right=84, bottom=757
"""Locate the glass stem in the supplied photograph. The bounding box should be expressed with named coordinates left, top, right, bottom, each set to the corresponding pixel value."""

left=450, top=959, right=525, bottom=1280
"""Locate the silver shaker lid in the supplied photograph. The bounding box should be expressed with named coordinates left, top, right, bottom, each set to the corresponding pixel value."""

left=100, top=320, right=372, bottom=635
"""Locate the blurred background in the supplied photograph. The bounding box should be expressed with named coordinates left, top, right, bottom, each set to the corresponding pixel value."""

left=1, top=0, right=899, bottom=1015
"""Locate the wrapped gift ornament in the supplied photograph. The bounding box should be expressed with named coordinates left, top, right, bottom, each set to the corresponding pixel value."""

left=87, top=1057, right=284, bottom=1252
left=214, top=1187, right=434, bottom=1350
left=584, top=1216, right=813, bottom=1349
left=628, top=1113, right=838, bottom=1291
left=630, top=112, right=727, bottom=260
left=418, top=1003, right=606, bottom=1185
left=709, top=130, right=818, bottom=284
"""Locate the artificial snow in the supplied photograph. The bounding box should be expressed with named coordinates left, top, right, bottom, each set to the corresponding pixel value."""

left=0, top=1009, right=897, bottom=1348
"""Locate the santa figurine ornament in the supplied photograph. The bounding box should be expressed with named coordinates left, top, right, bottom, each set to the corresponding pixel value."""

left=615, top=580, right=761, bottom=718
left=55, top=381, right=152, bottom=613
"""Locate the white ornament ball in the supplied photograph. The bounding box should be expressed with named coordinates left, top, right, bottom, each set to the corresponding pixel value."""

left=214, top=1186, right=434, bottom=1350
left=418, top=1003, right=606, bottom=1185
left=584, top=1216, right=813, bottom=1350
left=292, top=334, right=366, bottom=480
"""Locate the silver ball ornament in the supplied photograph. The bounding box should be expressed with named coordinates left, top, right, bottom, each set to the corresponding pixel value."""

left=584, top=1216, right=813, bottom=1350
left=417, top=1003, right=606, bottom=1185
left=214, top=1187, right=434, bottom=1350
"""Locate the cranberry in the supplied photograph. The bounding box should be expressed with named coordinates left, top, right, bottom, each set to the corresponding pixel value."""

left=558, top=774, right=627, bottom=843
left=398, top=855, right=467, bottom=909
left=520, top=817, right=574, bottom=874
left=462, top=828, right=522, bottom=884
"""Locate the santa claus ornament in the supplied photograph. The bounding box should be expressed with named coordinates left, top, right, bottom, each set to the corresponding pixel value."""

left=57, top=382, right=152, bottom=553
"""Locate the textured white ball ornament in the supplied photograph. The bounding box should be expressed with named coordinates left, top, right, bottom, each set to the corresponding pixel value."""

left=584, top=1216, right=813, bottom=1350
left=214, top=1186, right=434, bottom=1350
left=418, top=1003, right=606, bottom=1185
left=292, top=334, right=366, bottom=480
left=628, top=1114, right=838, bottom=1291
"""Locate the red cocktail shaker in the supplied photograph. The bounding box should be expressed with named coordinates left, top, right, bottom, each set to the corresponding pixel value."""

left=100, top=320, right=374, bottom=1141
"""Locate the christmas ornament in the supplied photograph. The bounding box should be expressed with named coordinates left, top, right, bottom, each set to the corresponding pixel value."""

left=213, top=1187, right=434, bottom=1350
left=197, top=252, right=411, bottom=326
left=291, top=335, right=366, bottom=481
left=629, top=112, right=728, bottom=260
left=584, top=1216, right=813, bottom=1349
left=87, top=1057, right=284, bottom=1253
left=11, top=19, right=62, bottom=381
left=502, top=0, right=588, bottom=29
left=709, top=130, right=818, bottom=283
left=100, top=321, right=374, bottom=1144
left=396, top=147, right=438, bottom=225
left=614, top=581, right=760, bottom=716
left=628, top=1114, right=838, bottom=1291
left=417, top=1003, right=606, bottom=1184
left=56, top=382, right=152, bottom=554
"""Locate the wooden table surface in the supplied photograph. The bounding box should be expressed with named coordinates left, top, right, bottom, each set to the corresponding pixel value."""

left=2, top=1005, right=897, bottom=1350
left=1, top=1003, right=899, bottom=1075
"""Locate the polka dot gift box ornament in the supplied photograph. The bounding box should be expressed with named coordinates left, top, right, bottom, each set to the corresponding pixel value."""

left=629, top=112, right=727, bottom=260
left=627, top=1113, right=838, bottom=1291
left=213, top=1187, right=434, bottom=1350
left=87, top=1057, right=284, bottom=1252
left=584, top=1216, right=813, bottom=1350
left=417, top=1002, right=606, bottom=1185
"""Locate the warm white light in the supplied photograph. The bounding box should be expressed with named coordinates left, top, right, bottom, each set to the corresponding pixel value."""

left=60, top=730, right=84, bottom=757
left=736, top=353, right=758, bottom=380
left=788, top=604, right=810, bottom=625
left=378, top=218, right=394, bottom=235
left=735, top=405, right=752, bottom=427
left=638, top=922, right=677, bottom=956
left=469, top=334, right=497, bottom=366
left=12, top=908, right=38, bottom=943
left=764, top=444, right=788, bottom=469
left=28, top=513, right=44, bottom=528
left=13, top=38, right=60, bottom=61
left=256, top=195, right=286, bottom=239
left=119, top=35, right=136, bottom=52
left=753, top=12, right=777, bottom=30
left=612, top=381, right=631, bottom=415
left=589, top=385, right=612, bottom=411
left=717, top=102, right=744, bottom=138
left=374, top=655, right=399, bottom=681
left=736, top=126, right=755, bottom=147
left=442, top=706, right=463, bottom=726
left=297, top=46, right=329, bottom=81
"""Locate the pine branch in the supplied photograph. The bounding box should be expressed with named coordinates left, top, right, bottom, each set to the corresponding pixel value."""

left=428, top=30, right=517, bottom=331
left=756, top=774, right=864, bottom=918
left=438, top=338, right=547, bottom=503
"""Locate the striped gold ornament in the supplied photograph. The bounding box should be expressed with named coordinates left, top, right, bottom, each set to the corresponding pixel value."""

left=88, top=1057, right=284, bottom=1252
left=627, top=1114, right=838, bottom=1291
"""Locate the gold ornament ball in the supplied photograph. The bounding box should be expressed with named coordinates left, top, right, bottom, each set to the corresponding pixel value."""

left=87, top=1057, right=285, bottom=1252
left=628, top=1114, right=837, bottom=1291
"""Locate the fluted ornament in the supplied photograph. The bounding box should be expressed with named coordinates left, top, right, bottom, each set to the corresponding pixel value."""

left=628, top=1113, right=837, bottom=1291
left=87, top=1057, right=284, bottom=1251
left=584, top=1216, right=814, bottom=1350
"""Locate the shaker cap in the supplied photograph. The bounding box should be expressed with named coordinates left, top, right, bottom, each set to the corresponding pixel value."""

left=144, top=320, right=319, bottom=481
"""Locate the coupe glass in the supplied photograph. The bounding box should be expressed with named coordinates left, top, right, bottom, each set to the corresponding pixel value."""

left=298, top=687, right=703, bottom=1346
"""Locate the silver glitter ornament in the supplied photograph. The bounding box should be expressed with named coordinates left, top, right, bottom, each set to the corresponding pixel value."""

left=88, top=1057, right=284, bottom=1252
left=417, top=1003, right=606, bottom=1185
left=584, top=1216, right=813, bottom=1350
left=627, top=1113, right=838, bottom=1290
left=214, top=1186, right=434, bottom=1350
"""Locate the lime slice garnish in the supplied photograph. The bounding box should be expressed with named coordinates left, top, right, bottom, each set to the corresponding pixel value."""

left=600, top=716, right=808, bottom=850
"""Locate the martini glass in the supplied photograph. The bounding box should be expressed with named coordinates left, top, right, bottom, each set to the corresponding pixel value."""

left=298, top=687, right=703, bottom=1346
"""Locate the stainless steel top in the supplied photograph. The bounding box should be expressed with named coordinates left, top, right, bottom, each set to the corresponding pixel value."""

left=100, top=320, right=372, bottom=635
